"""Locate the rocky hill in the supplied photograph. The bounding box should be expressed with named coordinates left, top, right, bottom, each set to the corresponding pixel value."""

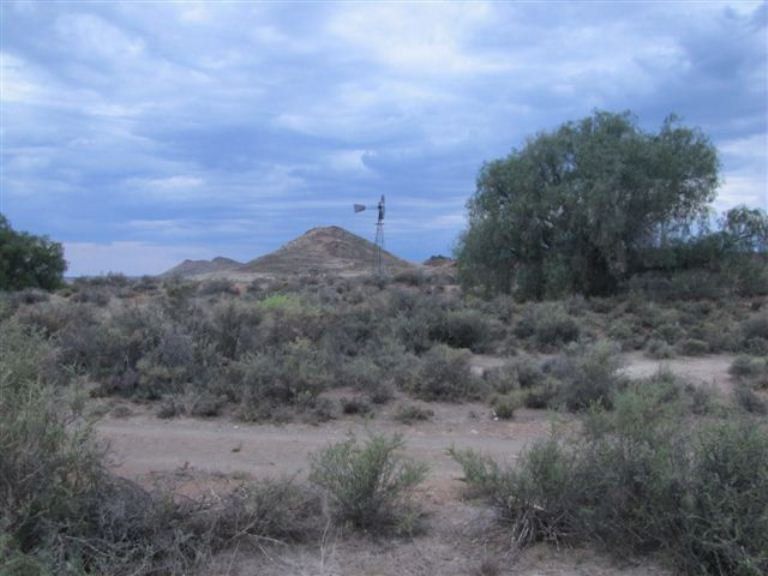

left=162, top=256, right=242, bottom=277
left=241, top=226, right=414, bottom=275
left=162, top=226, right=414, bottom=278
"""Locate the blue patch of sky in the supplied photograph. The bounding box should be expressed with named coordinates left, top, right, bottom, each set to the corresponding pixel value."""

left=1, top=0, right=765, bottom=275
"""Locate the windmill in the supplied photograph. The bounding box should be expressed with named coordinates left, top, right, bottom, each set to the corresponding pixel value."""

left=354, top=194, right=386, bottom=276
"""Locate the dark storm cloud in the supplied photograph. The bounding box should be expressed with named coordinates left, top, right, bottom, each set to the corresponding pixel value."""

left=1, top=0, right=765, bottom=275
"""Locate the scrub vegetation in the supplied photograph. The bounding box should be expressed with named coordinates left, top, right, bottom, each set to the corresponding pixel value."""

left=1, top=111, right=766, bottom=575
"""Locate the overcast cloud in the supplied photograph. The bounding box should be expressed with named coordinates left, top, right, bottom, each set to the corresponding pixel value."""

left=1, top=0, right=766, bottom=275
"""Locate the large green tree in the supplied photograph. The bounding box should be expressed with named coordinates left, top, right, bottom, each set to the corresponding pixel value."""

left=457, top=111, right=720, bottom=297
left=0, top=214, right=67, bottom=290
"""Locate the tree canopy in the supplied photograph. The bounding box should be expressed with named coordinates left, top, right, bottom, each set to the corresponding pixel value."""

left=456, top=111, right=722, bottom=297
left=0, top=214, right=67, bottom=291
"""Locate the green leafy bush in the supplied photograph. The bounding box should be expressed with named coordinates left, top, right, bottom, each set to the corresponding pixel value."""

left=730, top=355, right=768, bottom=380
left=452, top=381, right=768, bottom=575
left=0, top=318, right=325, bottom=574
left=309, top=434, right=427, bottom=533
left=547, top=340, right=624, bottom=411
left=740, top=314, right=768, bottom=354
left=428, top=309, right=490, bottom=351
left=514, top=303, right=580, bottom=350
left=0, top=214, right=66, bottom=291
left=490, top=394, right=519, bottom=420
left=645, top=337, right=675, bottom=359
left=203, top=300, right=263, bottom=360
left=733, top=383, right=767, bottom=415
left=393, top=404, right=434, bottom=424
left=411, top=344, right=484, bottom=401
left=229, top=339, right=333, bottom=421
left=393, top=268, right=426, bottom=286
left=677, top=338, right=710, bottom=356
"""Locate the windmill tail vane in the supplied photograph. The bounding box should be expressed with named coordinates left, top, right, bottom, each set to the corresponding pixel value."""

left=353, top=195, right=386, bottom=276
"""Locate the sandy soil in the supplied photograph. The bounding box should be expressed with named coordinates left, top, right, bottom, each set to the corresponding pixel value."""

left=620, top=351, right=736, bottom=393
left=101, top=400, right=552, bottom=486
left=96, top=353, right=734, bottom=576
left=99, top=404, right=666, bottom=576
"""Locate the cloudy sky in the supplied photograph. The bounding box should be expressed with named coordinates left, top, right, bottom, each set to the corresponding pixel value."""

left=1, top=1, right=766, bottom=276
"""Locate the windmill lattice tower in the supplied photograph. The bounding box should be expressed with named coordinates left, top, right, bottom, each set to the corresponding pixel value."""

left=353, top=194, right=386, bottom=276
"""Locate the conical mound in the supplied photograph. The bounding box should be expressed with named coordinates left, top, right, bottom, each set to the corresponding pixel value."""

left=240, top=226, right=413, bottom=274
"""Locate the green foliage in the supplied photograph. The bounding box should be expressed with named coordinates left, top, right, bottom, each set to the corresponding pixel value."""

left=645, top=337, right=675, bottom=359
left=447, top=446, right=502, bottom=499
left=0, top=215, right=67, bottom=291
left=230, top=339, right=332, bottom=421
left=393, top=268, right=426, bottom=286
left=733, top=383, right=767, bottom=415
left=309, top=434, right=427, bottom=533
left=547, top=340, right=625, bottom=411
left=677, top=338, right=710, bottom=356
left=730, top=355, right=768, bottom=385
left=410, top=344, right=484, bottom=401
left=457, top=111, right=719, bottom=297
left=0, top=317, right=324, bottom=573
left=258, top=293, right=302, bottom=311
left=490, top=394, right=520, bottom=419
left=513, top=302, right=580, bottom=350
left=428, top=309, right=489, bottom=351
left=393, top=404, right=434, bottom=424
left=452, top=382, right=768, bottom=575
left=681, top=422, right=768, bottom=575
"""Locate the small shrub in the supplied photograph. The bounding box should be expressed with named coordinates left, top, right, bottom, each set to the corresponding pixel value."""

left=393, top=404, right=434, bottom=424
left=341, top=397, right=372, bottom=416
left=514, top=303, right=580, bottom=350
left=607, top=318, right=644, bottom=350
left=157, top=396, right=185, bottom=419
left=548, top=340, right=625, bottom=411
left=447, top=447, right=501, bottom=499
left=393, top=268, right=425, bottom=286
left=645, top=338, right=675, bottom=359
left=523, top=379, right=560, bottom=409
left=258, top=293, right=302, bottom=311
left=512, top=355, right=546, bottom=389
left=452, top=382, right=768, bottom=575
left=187, top=391, right=226, bottom=418
left=11, top=288, right=50, bottom=305
left=729, top=355, right=768, bottom=379
left=309, top=434, right=427, bottom=534
left=110, top=404, right=133, bottom=418
left=337, top=357, right=384, bottom=393
left=412, top=344, right=485, bottom=401
left=368, top=337, right=422, bottom=393
left=203, top=300, right=263, bottom=360
left=677, top=338, right=710, bottom=356
left=428, top=309, right=490, bottom=351
left=197, top=278, right=237, bottom=296
left=678, top=422, right=768, bottom=575
left=483, top=364, right=519, bottom=394
left=743, top=336, right=768, bottom=355
left=490, top=394, right=519, bottom=420
left=304, top=396, right=338, bottom=424
left=230, top=339, right=333, bottom=421
left=733, top=383, right=768, bottom=415
left=71, top=286, right=111, bottom=306
left=211, top=478, right=323, bottom=543
left=742, top=313, right=768, bottom=339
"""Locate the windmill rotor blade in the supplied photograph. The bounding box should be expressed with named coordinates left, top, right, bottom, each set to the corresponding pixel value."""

left=353, top=204, right=367, bottom=213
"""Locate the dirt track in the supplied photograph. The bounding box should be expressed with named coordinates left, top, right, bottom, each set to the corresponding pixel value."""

left=101, top=400, right=552, bottom=490
left=96, top=353, right=736, bottom=575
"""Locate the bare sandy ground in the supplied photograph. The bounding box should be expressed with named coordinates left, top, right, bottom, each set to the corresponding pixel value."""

left=96, top=353, right=735, bottom=576
left=620, top=351, right=736, bottom=393
left=101, top=400, right=552, bottom=485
